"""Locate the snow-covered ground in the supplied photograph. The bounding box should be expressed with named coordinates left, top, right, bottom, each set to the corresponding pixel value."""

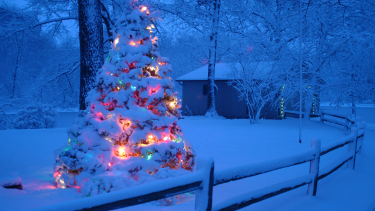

left=0, top=107, right=374, bottom=211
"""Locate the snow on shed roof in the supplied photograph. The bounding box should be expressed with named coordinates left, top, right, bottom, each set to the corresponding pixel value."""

left=176, top=63, right=230, bottom=81
left=176, top=62, right=273, bottom=81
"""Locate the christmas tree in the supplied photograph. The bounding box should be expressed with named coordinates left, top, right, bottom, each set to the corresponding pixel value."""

left=53, top=0, right=195, bottom=196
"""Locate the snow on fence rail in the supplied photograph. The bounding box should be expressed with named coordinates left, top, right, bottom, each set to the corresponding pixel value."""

left=32, top=118, right=367, bottom=211
left=320, top=109, right=357, bottom=132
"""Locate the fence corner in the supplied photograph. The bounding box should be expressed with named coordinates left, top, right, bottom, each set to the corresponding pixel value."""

left=195, top=156, right=214, bottom=211
left=347, top=127, right=358, bottom=170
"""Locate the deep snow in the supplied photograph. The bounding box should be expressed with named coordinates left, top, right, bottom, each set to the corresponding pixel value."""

left=0, top=107, right=374, bottom=211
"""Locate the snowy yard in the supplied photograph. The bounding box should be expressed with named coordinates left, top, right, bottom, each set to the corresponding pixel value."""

left=1, top=108, right=375, bottom=211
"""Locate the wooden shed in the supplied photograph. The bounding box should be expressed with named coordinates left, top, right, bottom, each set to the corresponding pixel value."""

left=176, top=63, right=280, bottom=119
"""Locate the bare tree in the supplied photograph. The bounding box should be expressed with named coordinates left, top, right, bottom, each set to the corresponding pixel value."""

left=228, top=61, right=280, bottom=124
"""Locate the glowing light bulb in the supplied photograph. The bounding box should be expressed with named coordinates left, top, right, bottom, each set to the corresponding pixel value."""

left=141, top=7, right=147, bottom=12
left=170, top=102, right=175, bottom=107
left=147, top=154, right=152, bottom=160
left=151, top=24, right=155, bottom=28
left=146, top=26, right=151, bottom=30
left=117, top=87, right=120, bottom=90
left=114, top=37, right=119, bottom=46
left=163, top=136, right=168, bottom=141
left=111, top=73, right=113, bottom=76
left=149, top=135, right=153, bottom=139
left=130, top=41, right=136, bottom=46
left=118, top=147, right=125, bottom=156
left=125, top=120, right=132, bottom=127
left=108, top=163, right=112, bottom=167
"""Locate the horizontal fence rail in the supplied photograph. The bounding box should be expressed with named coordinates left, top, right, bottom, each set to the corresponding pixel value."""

left=31, top=157, right=215, bottom=211
left=320, top=109, right=356, bottom=132
left=212, top=174, right=314, bottom=211
left=214, top=147, right=316, bottom=186
left=283, top=110, right=320, bottom=119
left=33, top=114, right=367, bottom=211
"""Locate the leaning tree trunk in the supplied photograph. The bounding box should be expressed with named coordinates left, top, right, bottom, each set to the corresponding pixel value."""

left=205, top=0, right=220, bottom=117
left=304, top=75, right=317, bottom=120
left=78, top=0, right=104, bottom=110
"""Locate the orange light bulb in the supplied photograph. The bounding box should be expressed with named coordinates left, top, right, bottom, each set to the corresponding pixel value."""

left=141, top=7, right=147, bottom=12
left=130, top=41, right=136, bottom=46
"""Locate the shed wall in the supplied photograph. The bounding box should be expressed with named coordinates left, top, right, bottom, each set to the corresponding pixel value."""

left=215, top=81, right=247, bottom=118
left=181, top=81, right=207, bottom=116
left=181, top=80, right=279, bottom=119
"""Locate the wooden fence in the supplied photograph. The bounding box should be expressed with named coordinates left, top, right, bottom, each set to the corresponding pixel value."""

left=320, top=109, right=358, bottom=133
left=283, top=110, right=320, bottom=119
left=34, top=115, right=367, bottom=211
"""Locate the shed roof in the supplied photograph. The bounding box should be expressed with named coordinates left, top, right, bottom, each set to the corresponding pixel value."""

left=176, top=62, right=273, bottom=81
left=176, top=63, right=231, bottom=81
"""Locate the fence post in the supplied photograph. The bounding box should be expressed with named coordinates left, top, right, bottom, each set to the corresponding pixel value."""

left=345, top=114, right=349, bottom=132
left=358, top=121, right=367, bottom=155
left=347, top=127, right=358, bottom=170
left=195, top=156, right=214, bottom=211
left=307, top=138, right=321, bottom=196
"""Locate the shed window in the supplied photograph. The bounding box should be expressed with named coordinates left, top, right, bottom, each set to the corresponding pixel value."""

left=203, top=85, right=208, bottom=95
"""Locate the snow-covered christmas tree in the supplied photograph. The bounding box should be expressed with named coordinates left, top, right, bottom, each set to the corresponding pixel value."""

left=53, top=0, right=195, bottom=196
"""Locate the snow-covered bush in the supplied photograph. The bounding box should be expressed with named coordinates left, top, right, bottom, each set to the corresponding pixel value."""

left=13, top=105, right=58, bottom=129
left=185, top=105, right=193, bottom=116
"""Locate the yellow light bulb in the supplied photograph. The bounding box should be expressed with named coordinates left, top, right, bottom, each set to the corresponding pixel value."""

left=170, top=102, right=175, bottom=107
left=141, top=7, right=147, bottom=12
left=114, top=38, right=119, bottom=46
left=130, top=41, right=136, bottom=46
left=118, top=147, right=125, bottom=156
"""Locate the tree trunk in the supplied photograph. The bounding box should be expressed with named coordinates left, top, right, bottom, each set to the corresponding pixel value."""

left=78, top=0, right=104, bottom=110
left=12, top=35, right=22, bottom=99
left=205, top=0, right=220, bottom=117
left=304, top=98, right=312, bottom=120
left=350, top=74, right=356, bottom=116
left=304, top=74, right=317, bottom=120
